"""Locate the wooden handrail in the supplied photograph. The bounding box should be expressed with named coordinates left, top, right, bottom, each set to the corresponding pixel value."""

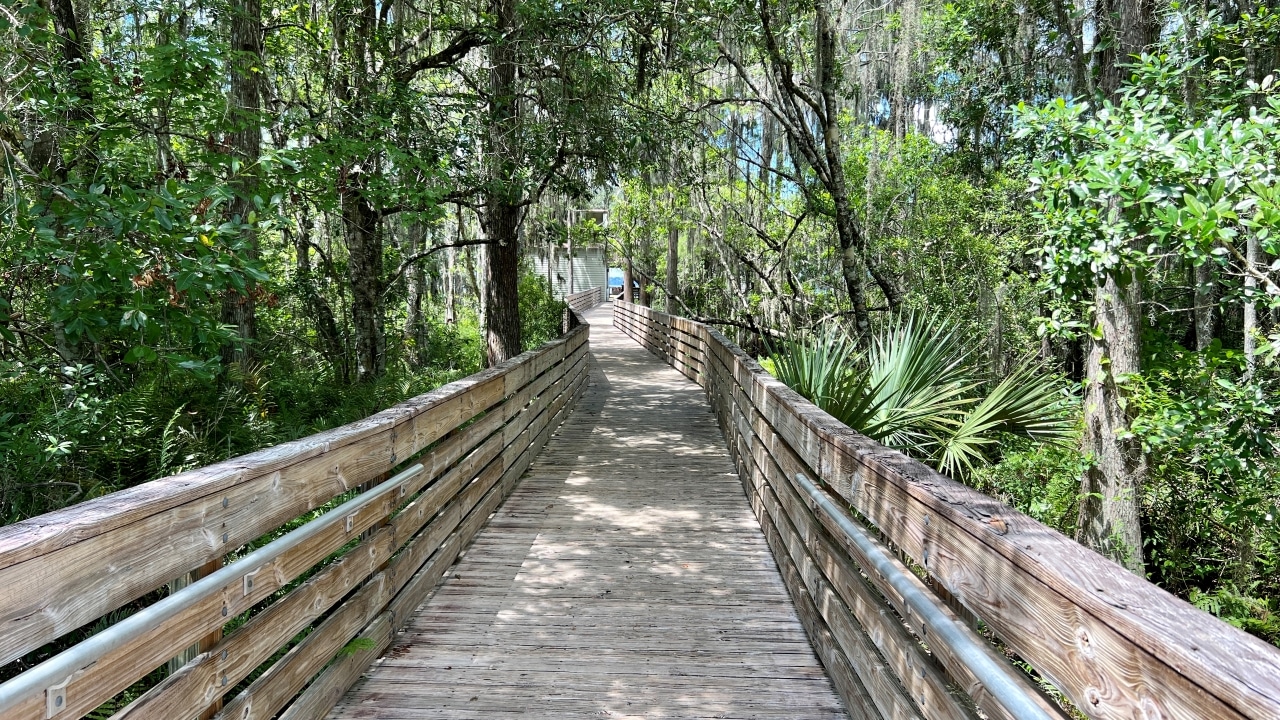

left=0, top=316, right=590, bottom=720
left=565, top=286, right=605, bottom=315
left=612, top=299, right=1280, bottom=720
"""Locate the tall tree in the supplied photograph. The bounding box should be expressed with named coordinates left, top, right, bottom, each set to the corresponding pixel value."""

left=222, top=0, right=263, bottom=365
left=722, top=0, right=902, bottom=337
left=483, top=0, right=523, bottom=365
left=1074, top=0, right=1158, bottom=574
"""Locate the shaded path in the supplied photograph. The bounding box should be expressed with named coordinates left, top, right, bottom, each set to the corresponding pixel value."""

left=325, top=304, right=845, bottom=719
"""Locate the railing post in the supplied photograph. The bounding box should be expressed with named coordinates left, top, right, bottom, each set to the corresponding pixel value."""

left=166, top=557, right=225, bottom=718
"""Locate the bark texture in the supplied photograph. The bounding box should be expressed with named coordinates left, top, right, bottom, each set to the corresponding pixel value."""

left=1077, top=273, right=1147, bottom=573
left=293, top=212, right=346, bottom=381
left=745, top=0, right=904, bottom=338
left=344, top=186, right=386, bottom=381
left=222, top=0, right=262, bottom=365
left=483, top=0, right=522, bottom=365
left=666, top=219, right=678, bottom=314
left=1076, top=0, right=1157, bottom=574
left=1194, top=259, right=1218, bottom=351
left=404, top=220, right=429, bottom=367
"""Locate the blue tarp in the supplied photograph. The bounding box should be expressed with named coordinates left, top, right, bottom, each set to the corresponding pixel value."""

left=607, top=268, right=624, bottom=287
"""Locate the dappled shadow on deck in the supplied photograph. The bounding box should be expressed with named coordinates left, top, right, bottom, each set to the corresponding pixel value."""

left=325, top=304, right=845, bottom=719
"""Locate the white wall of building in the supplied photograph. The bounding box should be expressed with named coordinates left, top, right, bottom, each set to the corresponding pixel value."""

left=528, top=246, right=608, bottom=299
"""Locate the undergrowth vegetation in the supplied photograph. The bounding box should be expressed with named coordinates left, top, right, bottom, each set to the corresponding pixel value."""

left=0, top=269, right=564, bottom=524
left=768, top=315, right=1076, bottom=478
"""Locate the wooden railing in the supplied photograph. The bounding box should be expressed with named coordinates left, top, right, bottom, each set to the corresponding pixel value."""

left=565, top=286, right=605, bottom=315
left=0, top=318, right=590, bottom=720
left=613, top=300, right=1280, bottom=720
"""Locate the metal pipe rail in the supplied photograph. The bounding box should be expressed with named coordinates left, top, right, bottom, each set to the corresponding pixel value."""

left=1, top=464, right=424, bottom=718
left=794, top=472, right=1055, bottom=720
left=0, top=314, right=591, bottom=720
left=613, top=299, right=1280, bottom=720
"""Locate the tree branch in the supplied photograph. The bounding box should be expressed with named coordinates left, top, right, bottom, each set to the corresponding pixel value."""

left=394, top=28, right=488, bottom=83
left=1222, top=237, right=1280, bottom=296
left=383, top=239, right=494, bottom=296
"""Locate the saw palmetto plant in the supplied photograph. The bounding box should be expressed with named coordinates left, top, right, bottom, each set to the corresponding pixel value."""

left=768, top=315, right=1076, bottom=477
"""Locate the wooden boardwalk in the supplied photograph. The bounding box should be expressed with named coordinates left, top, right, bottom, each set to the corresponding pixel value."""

left=325, top=304, right=846, bottom=719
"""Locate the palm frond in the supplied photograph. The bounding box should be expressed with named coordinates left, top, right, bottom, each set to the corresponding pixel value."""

left=846, top=314, right=976, bottom=451
left=768, top=313, right=1076, bottom=480
left=938, top=361, right=1076, bottom=477
left=767, top=329, right=862, bottom=414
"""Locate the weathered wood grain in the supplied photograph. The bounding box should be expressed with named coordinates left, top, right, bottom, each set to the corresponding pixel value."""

left=616, top=300, right=1280, bottom=720
left=707, top=335, right=1066, bottom=720
left=2, top=461, right=439, bottom=720
left=322, top=305, right=849, bottom=720
left=213, top=352, right=587, bottom=720
left=0, top=363, right=519, bottom=667
left=738, top=426, right=978, bottom=720
left=275, top=614, right=393, bottom=720
left=260, top=355, right=591, bottom=720
left=565, top=287, right=605, bottom=315
left=0, top=324, right=588, bottom=720
left=242, top=350, right=588, bottom=720
left=740, top=436, right=925, bottom=720
left=111, top=393, right=537, bottom=720
left=751, top=486, right=879, bottom=720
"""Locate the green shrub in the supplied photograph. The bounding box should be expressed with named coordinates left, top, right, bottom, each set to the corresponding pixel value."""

left=768, top=315, right=1075, bottom=477
left=1190, top=583, right=1280, bottom=646
left=519, top=268, right=568, bottom=351
left=972, top=436, right=1086, bottom=535
left=0, top=309, right=483, bottom=524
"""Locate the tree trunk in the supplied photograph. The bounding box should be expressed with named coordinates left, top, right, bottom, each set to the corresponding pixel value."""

left=454, top=204, right=475, bottom=323
left=483, top=195, right=521, bottom=362
left=445, top=246, right=458, bottom=324
left=1075, top=0, right=1155, bottom=575
left=36, top=0, right=92, bottom=364
left=1095, top=0, right=1158, bottom=99
left=405, top=220, right=429, bottom=367
left=546, top=235, right=554, bottom=290
left=343, top=185, right=385, bottom=381
left=222, top=0, right=262, bottom=365
left=1194, top=259, right=1217, bottom=351
left=485, top=221, right=521, bottom=364
left=50, top=0, right=89, bottom=111
left=483, top=0, right=522, bottom=365
left=623, top=258, right=633, bottom=303
left=294, top=211, right=346, bottom=381
left=1077, top=272, right=1146, bottom=574
left=1051, top=0, right=1089, bottom=98
left=817, top=3, right=871, bottom=337
left=836, top=231, right=871, bottom=336
left=1244, top=232, right=1260, bottom=377
left=687, top=207, right=700, bottom=259
left=465, top=244, right=485, bottom=323
left=666, top=217, right=678, bottom=314
left=989, top=283, right=1007, bottom=376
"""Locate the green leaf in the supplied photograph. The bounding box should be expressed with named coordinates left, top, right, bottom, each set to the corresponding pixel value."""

left=124, top=346, right=159, bottom=363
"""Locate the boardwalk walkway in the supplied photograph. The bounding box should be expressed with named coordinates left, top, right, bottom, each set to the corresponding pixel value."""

left=325, top=304, right=845, bottom=719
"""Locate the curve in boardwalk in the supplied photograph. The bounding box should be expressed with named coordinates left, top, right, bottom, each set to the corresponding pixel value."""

left=325, top=304, right=847, bottom=719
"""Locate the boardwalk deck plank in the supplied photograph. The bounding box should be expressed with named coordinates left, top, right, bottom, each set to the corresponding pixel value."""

left=324, top=304, right=848, bottom=719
